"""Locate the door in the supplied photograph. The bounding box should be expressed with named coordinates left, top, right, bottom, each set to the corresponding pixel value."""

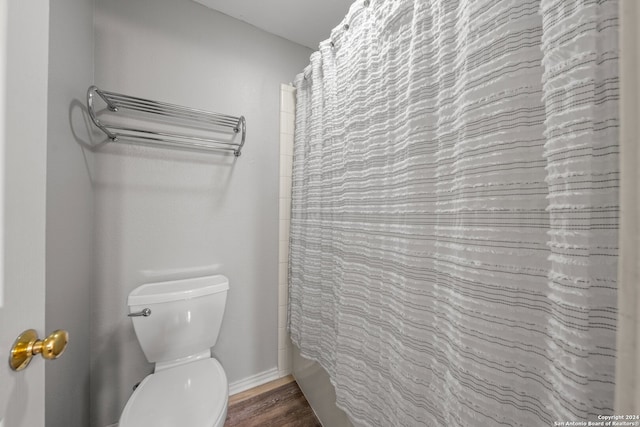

left=0, top=1, right=51, bottom=426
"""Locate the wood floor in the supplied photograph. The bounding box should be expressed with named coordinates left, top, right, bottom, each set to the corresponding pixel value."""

left=225, top=375, right=321, bottom=427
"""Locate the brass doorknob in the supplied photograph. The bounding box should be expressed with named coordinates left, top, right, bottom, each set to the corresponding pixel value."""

left=9, top=329, right=69, bottom=371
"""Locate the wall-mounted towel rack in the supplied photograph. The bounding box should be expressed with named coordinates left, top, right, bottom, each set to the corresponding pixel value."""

left=87, top=86, right=246, bottom=157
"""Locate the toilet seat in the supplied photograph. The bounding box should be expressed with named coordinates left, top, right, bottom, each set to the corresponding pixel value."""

left=119, top=358, right=228, bottom=427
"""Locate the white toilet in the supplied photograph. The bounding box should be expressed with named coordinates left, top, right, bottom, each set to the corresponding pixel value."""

left=119, top=274, right=230, bottom=427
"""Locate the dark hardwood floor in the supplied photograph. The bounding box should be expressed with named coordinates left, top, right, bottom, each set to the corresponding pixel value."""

left=225, top=376, right=321, bottom=427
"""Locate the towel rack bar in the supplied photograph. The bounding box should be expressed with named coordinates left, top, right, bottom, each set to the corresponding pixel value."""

left=100, top=90, right=242, bottom=122
left=105, top=96, right=241, bottom=124
left=107, top=126, right=241, bottom=147
left=107, top=101, right=240, bottom=127
left=87, top=85, right=246, bottom=157
left=111, top=134, right=240, bottom=153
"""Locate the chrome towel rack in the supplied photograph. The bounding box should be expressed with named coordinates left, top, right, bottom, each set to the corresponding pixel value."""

left=87, top=86, right=246, bottom=157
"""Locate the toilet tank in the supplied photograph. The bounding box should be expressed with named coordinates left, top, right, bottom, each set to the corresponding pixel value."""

left=128, top=275, right=229, bottom=365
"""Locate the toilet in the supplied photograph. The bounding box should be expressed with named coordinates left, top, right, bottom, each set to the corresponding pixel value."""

left=119, top=274, right=230, bottom=427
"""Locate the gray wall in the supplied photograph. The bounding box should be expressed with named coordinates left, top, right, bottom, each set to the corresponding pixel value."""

left=45, top=0, right=95, bottom=425
left=91, top=0, right=311, bottom=425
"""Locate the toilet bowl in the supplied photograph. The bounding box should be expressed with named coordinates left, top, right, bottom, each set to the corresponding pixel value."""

left=119, top=275, right=229, bottom=427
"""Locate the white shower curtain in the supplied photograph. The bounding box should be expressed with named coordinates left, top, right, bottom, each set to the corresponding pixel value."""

left=289, top=0, right=619, bottom=426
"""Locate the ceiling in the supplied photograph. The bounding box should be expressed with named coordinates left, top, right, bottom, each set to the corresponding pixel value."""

left=192, top=0, right=355, bottom=50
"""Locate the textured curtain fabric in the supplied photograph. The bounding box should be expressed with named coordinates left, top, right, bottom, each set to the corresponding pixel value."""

left=289, top=0, right=619, bottom=426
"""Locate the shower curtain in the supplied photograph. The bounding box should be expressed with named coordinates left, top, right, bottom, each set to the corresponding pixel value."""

left=288, top=0, right=619, bottom=426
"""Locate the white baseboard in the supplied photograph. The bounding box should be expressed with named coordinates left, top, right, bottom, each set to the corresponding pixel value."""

left=279, top=368, right=292, bottom=377
left=229, top=367, right=280, bottom=396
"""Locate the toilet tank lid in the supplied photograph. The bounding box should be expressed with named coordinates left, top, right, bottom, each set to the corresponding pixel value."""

left=128, top=275, right=229, bottom=305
